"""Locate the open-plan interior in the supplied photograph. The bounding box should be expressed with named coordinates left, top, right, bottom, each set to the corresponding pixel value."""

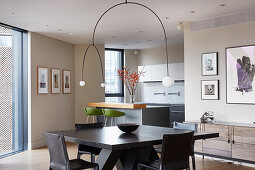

left=0, top=0, right=255, bottom=170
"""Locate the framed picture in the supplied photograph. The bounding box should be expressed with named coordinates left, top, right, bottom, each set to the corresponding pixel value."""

left=62, top=70, right=71, bottom=94
left=202, top=52, right=218, bottom=76
left=201, top=80, right=219, bottom=100
left=226, top=45, right=255, bottom=104
left=37, top=66, right=48, bottom=94
left=51, top=68, right=61, bottom=94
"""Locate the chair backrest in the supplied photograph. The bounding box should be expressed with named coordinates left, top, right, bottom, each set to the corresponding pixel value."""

left=173, top=121, right=198, bottom=131
left=161, top=132, right=194, bottom=170
left=75, top=122, right=103, bottom=130
left=44, top=132, right=69, bottom=170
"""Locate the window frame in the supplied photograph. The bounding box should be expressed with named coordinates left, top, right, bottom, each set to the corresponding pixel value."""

left=105, top=48, right=124, bottom=98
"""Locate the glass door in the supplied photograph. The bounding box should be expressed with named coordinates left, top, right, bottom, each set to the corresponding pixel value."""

left=0, top=25, right=27, bottom=158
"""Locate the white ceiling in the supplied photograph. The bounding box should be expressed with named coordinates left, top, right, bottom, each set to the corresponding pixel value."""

left=1, top=0, right=255, bottom=49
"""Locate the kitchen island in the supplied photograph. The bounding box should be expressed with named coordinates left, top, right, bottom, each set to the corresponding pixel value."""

left=87, top=102, right=184, bottom=127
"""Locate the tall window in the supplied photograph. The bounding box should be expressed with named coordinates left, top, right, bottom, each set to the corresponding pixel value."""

left=0, top=24, right=27, bottom=158
left=105, top=49, right=124, bottom=103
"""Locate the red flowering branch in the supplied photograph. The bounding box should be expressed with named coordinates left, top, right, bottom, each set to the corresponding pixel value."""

left=117, top=66, right=145, bottom=97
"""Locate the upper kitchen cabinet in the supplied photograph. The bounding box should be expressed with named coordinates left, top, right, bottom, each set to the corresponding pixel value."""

left=138, top=63, right=184, bottom=82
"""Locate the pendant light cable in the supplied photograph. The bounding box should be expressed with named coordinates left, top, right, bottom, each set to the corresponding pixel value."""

left=81, top=0, right=170, bottom=86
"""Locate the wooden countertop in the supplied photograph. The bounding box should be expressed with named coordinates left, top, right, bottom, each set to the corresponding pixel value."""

left=87, top=102, right=146, bottom=109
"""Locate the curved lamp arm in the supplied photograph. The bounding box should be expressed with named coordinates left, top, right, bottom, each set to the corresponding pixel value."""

left=81, top=0, right=171, bottom=87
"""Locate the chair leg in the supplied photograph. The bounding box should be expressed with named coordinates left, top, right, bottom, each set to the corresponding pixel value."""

left=86, top=116, right=90, bottom=124
left=77, top=152, right=81, bottom=159
left=104, top=117, right=108, bottom=127
left=191, top=154, right=196, bottom=170
left=91, top=153, right=95, bottom=163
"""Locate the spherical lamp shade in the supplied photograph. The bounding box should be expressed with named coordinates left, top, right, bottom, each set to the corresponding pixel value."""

left=162, top=76, right=174, bottom=88
left=101, top=83, right=105, bottom=88
left=80, top=80, right=85, bottom=86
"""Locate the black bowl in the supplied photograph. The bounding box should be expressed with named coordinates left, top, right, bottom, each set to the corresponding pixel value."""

left=117, top=123, right=139, bottom=133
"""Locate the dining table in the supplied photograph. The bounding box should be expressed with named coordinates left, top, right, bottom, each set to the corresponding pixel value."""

left=49, top=125, right=219, bottom=170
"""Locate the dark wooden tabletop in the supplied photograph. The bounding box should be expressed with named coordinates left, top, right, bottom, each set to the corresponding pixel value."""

left=50, top=125, right=219, bottom=150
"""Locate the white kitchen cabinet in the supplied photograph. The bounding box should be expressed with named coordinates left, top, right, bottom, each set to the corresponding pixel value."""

left=138, top=63, right=184, bottom=82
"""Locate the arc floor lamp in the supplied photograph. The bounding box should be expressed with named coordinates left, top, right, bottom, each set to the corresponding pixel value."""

left=80, top=0, right=174, bottom=88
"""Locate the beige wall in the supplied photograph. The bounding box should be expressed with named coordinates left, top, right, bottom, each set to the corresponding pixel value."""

left=184, top=22, right=255, bottom=123
left=124, top=50, right=139, bottom=102
left=138, top=44, right=184, bottom=66
left=74, top=44, right=105, bottom=123
left=30, top=32, right=75, bottom=149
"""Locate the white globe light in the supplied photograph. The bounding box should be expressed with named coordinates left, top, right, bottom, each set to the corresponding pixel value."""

left=79, top=81, right=85, bottom=86
left=101, top=83, right=105, bottom=88
left=162, top=76, right=174, bottom=88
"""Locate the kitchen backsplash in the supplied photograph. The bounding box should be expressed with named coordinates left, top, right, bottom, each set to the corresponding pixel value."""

left=139, top=82, right=184, bottom=104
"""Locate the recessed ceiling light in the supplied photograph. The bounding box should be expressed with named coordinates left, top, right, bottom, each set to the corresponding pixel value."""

left=147, top=40, right=152, bottom=42
left=11, top=12, right=15, bottom=15
left=219, top=4, right=227, bottom=7
left=45, top=24, right=49, bottom=27
left=137, top=30, right=143, bottom=34
left=111, top=36, right=116, bottom=38
left=136, top=42, right=140, bottom=43
left=67, top=32, right=73, bottom=35
left=165, top=16, right=169, bottom=19
left=190, top=11, right=196, bottom=14
left=58, top=29, right=62, bottom=31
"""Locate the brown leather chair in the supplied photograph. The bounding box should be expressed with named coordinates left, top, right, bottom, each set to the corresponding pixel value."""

left=45, top=132, right=99, bottom=170
left=138, top=131, right=194, bottom=170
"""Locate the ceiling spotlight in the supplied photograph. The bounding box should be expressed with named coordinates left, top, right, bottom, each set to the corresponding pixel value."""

left=190, top=11, right=196, bottom=14
left=45, top=24, right=49, bottom=27
left=137, top=30, right=143, bottom=34
left=177, top=22, right=184, bottom=30
left=58, top=29, right=62, bottom=31
left=136, top=42, right=140, bottom=43
left=111, top=36, right=116, bottom=38
left=165, top=16, right=169, bottom=19
left=11, top=12, right=15, bottom=15
left=147, top=40, right=152, bottom=42
left=67, top=32, right=73, bottom=35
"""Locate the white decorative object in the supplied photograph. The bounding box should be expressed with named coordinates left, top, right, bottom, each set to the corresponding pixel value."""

left=79, top=81, right=85, bottom=86
left=101, top=83, right=105, bottom=88
left=162, top=76, right=174, bottom=88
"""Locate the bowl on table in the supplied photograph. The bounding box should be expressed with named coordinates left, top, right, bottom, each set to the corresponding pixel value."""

left=117, top=123, right=139, bottom=133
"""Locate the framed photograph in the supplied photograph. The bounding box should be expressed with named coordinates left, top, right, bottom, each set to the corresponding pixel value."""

left=62, top=70, right=71, bottom=94
left=202, top=52, right=218, bottom=76
left=226, top=45, right=255, bottom=104
left=37, top=66, right=48, bottom=94
left=51, top=68, right=61, bottom=94
left=201, top=80, right=219, bottom=100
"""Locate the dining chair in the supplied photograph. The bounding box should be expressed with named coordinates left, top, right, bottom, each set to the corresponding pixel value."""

left=75, top=122, right=103, bottom=163
left=102, top=109, right=125, bottom=126
left=138, top=131, right=194, bottom=170
left=155, top=121, right=198, bottom=170
left=83, top=107, right=103, bottom=124
left=44, top=132, right=99, bottom=170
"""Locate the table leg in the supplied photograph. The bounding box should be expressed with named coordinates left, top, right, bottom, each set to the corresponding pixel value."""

left=121, top=146, right=159, bottom=170
left=96, top=149, right=123, bottom=170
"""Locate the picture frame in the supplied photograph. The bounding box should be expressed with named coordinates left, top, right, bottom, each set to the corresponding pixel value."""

left=62, top=70, right=71, bottom=94
left=226, top=45, right=255, bottom=104
left=51, top=68, right=61, bottom=94
left=37, top=66, right=48, bottom=94
left=201, top=80, right=219, bottom=100
left=201, top=52, right=218, bottom=76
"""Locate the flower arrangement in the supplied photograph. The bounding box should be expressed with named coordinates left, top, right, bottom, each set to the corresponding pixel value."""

left=117, top=67, right=145, bottom=103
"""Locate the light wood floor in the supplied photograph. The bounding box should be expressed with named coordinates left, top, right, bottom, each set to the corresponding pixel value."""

left=0, top=143, right=254, bottom=170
